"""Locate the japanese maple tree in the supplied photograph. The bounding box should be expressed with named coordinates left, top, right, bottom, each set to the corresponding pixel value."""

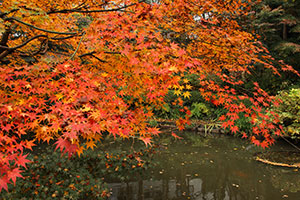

left=0, top=0, right=296, bottom=191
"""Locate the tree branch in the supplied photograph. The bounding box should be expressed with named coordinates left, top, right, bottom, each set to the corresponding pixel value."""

left=51, top=35, right=75, bottom=40
left=0, top=49, right=12, bottom=60
left=47, top=1, right=144, bottom=14
left=0, top=29, right=11, bottom=46
left=104, top=51, right=121, bottom=54
left=79, top=51, right=107, bottom=63
left=18, top=38, right=49, bottom=56
left=0, top=35, right=48, bottom=50
left=0, top=9, right=19, bottom=18
left=4, top=17, right=78, bottom=35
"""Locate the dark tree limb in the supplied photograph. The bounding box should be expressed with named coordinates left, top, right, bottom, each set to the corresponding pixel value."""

left=18, top=38, right=49, bottom=56
left=0, top=49, right=12, bottom=60
left=0, top=35, right=48, bottom=50
left=79, top=51, right=107, bottom=63
left=47, top=1, right=145, bottom=14
left=4, top=17, right=78, bottom=35
left=0, top=35, right=49, bottom=60
left=0, top=29, right=10, bottom=46
left=104, top=51, right=121, bottom=54
left=0, top=9, right=19, bottom=18
left=51, top=35, right=75, bottom=40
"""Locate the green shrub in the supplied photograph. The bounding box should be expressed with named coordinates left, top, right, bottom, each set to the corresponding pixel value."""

left=154, top=90, right=217, bottom=120
left=273, top=88, right=300, bottom=139
left=1, top=140, right=157, bottom=200
left=1, top=147, right=109, bottom=200
left=190, top=102, right=211, bottom=119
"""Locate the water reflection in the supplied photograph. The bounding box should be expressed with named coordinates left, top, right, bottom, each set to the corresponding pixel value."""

left=107, top=136, right=300, bottom=200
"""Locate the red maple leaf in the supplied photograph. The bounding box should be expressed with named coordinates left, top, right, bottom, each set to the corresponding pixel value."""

left=55, top=138, right=78, bottom=157
left=260, top=141, right=269, bottom=149
left=55, top=137, right=70, bottom=152
left=219, top=115, right=226, bottom=121
left=241, top=132, right=248, bottom=139
left=7, top=168, right=23, bottom=185
left=15, top=154, right=31, bottom=169
left=231, top=126, right=239, bottom=133
left=251, top=136, right=261, bottom=146
left=0, top=175, right=9, bottom=192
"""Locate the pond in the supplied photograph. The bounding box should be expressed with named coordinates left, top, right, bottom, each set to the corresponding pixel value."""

left=105, top=133, right=300, bottom=200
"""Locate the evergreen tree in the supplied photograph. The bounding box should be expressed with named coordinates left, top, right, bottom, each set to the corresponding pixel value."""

left=254, top=0, right=299, bottom=72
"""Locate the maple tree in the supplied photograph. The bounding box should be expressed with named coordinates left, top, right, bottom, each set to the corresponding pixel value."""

left=0, top=0, right=297, bottom=192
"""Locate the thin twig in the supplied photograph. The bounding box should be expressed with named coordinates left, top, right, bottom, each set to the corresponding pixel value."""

left=69, top=32, right=86, bottom=60
left=280, top=135, right=300, bottom=152
left=104, top=51, right=121, bottom=54
left=90, top=55, right=107, bottom=63
left=78, top=51, right=96, bottom=57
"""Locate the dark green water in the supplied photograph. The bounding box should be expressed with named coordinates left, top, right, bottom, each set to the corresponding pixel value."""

left=106, top=134, right=300, bottom=200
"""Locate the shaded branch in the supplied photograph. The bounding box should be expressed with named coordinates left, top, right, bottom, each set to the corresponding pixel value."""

left=0, top=29, right=11, bottom=45
left=90, top=54, right=107, bottom=63
left=0, top=35, right=48, bottom=50
left=79, top=51, right=96, bottom=57
left=104, top=51, right=121, bottom=54
left=0, top=9, right=19, bottom=18
left=0, top=49, right=12, bottom=60
left=5, top=17, right=78, bottom=35
left=51, top=35, right=75, bottom=40
left=0, top=35, right=49, bottom=60
left=18, top=38, right=49, bottom=56
left=47, top=1, right=144, bottom=14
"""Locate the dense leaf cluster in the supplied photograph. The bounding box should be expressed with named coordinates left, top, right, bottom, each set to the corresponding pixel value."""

left=0, top=0, right=297, bottom=192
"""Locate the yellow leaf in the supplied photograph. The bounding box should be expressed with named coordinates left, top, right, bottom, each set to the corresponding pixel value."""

left=55, top=93, right=64, bottom=100
left=168, top=65, right=178, bottom=72
left=6, top=105, right=13, bottom=111
left=183, top=91, right=191, bottom=99
left=174, top=90, right=181, bottom=96
left=101, top=72, right=108, bottom=77
left=183, top=78, right=189, bottom=83
left=18, top=98, right=25, bottom=105
left=25, top=84, right=32, bottom=89
left=172, top=85, right=179, bottom=89
left=178, top=85, right=184, bottom=90
left=81, top=105, right=91, bottom=112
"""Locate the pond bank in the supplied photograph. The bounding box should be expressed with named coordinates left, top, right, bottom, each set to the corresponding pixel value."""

left=155, top=119, right=226, bottom=136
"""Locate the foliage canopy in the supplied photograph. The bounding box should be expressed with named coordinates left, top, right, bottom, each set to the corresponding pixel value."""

left=0, top=0, right=297, bottom=191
